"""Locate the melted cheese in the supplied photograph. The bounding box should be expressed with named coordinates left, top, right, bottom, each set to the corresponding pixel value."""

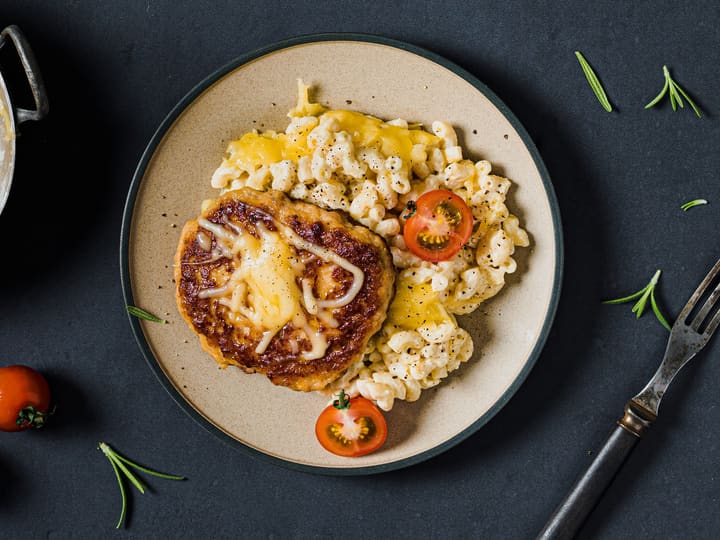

left=222, top=80, right=440, bottom=172
left=288, top=79, right=328, bottom=118
left=301, top=278, right=318, bottom=315
left=195, top=214, right=364, bottom=358
left=274, top=220, right=364, bottom=309
left=302, top=319, right=327, bottom=361
left=387, top=271, right=454, bottom=330
left=226, top=131, right=312, bottom=171
left=196, top=230, right=212, bottom=251
left=234, top=224, right=302, bottom=330
left=197, top=219, right=302, bottom=349
left=322, top=110, right=439, bottom=163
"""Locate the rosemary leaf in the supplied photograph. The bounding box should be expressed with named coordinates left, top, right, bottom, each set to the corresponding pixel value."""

left=112, top=451, right=186, bottom=481
left=602, top=288, right=646, bottom=305
left=672, top=84, right=685, bottom=108
left=673, top=82, right=702, bottom=118
left=631, top=288, right=652, bottom=317
left=681, top=198, right=708, bottom=211
left=126, top=305, right=167, bottom=324
left=650, top=289, right=672, bottom=331
left=575, top=51, right=613, bottom=112
left=645, top=79, right=669, bottom=109
left=106, top=453, right=128, bottom=529
left=109, top=453, right=147, bottom=494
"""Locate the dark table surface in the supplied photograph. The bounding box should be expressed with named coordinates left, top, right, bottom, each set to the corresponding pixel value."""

left=1, top=1, right=719, bottom=539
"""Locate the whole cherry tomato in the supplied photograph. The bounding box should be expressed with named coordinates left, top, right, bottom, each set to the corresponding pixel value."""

left=0, top=365, right=52, bottom=432
left=403, top=189, right=474, bottom=262
left=315, top=391, right=387, bottom=457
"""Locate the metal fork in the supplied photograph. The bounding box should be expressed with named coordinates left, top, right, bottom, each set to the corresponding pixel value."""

left=537, top=258, right=720, bottom=539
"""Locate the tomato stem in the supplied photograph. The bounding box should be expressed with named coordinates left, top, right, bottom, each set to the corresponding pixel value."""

left=332, top=390, right=351, bottom=410
left=16, top=405, right=52, bottom=429
left=403, top=200, right=417, bottom=219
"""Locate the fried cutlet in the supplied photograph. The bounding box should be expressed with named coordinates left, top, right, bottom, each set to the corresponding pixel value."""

left=174, top=187, right=395, bottom=392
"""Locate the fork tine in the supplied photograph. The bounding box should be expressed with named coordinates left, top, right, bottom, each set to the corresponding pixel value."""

left=679, top=258, right=720, bottom=326
left=689, top=280, right=720, bottom=332
left=702, top=307, right=720, bottom=337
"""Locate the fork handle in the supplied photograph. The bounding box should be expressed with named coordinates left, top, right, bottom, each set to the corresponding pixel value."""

left=536, top=404, right=653, bottom=540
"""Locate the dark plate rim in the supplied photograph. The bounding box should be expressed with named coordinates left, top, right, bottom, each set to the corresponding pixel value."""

left=119, top=31, right=564, bottom=476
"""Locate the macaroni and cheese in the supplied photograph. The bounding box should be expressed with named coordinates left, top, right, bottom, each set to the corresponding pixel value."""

left=209, top=81, right=529, bottom=410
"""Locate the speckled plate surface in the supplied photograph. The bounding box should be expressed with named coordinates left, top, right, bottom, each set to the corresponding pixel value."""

left=120, top=34, right=562, bottom=474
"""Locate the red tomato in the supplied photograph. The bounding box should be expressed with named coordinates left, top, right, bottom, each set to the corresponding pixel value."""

left=315, top=391, right=387, bottom=457
left=0, top=365, right=52, bottom=432
left=403, top=189, right=474, bottom=262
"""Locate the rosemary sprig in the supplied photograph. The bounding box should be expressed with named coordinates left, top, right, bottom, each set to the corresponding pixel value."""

left=681, top=198, right=708, bottom=211
left=99, top=442, right=185, bottom=528
left=603, top=269, right=671, bottom=330
left=645, top=65, right=702, bottom=118
left=126, top=305, right=167, bottom=324
left=575, top=51, right=613, bottom=112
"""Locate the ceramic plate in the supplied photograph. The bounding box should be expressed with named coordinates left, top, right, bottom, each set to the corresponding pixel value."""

left=120, top=34, right=562, bottom=474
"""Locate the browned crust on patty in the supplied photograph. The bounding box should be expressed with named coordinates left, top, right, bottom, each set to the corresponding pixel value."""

left=174, top=187, right=395, bottom=392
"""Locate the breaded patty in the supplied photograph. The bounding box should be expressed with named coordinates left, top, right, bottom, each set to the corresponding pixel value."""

left=174, top=187, right=395, bottom=392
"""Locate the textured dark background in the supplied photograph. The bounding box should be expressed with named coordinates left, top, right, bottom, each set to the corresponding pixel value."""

left=1, top=1, right=719, bottom=539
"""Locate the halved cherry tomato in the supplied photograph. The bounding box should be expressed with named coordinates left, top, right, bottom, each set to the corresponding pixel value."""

left=0, top=365, right=52, bottom=432
left=315, top=391, right=387, bottom=457
left=403, top=189, right=473, bottom=262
